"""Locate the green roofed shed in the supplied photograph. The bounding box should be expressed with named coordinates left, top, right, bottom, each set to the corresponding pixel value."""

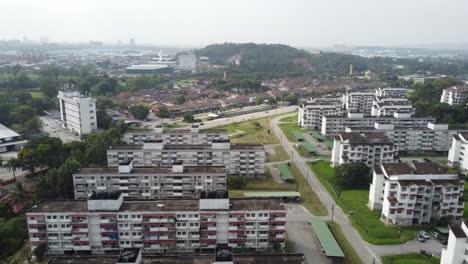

left=277, top=164, right=294, bottom=181
left=243, top=191, right=301, bottom=198
left=324, top=139, right=334, bottom=150
left=302, top=142, right=316, bottom=153
left=435, top=226, right=449, bottom=235
left=310, top=130, right=324, bottom=140
left=309, top=218, right=345, bottom=258
left=292, top=130, right=304, bottom=141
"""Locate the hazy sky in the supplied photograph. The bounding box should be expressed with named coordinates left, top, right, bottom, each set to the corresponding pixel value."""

left=1, top=0, right=468, bottom=47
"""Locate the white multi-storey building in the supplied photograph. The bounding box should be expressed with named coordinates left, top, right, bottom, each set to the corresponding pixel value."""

left=440, top=85, right=468, bottom=105
left=440, top=220, right=468, bottom=264
left=57, top=91, right=97, bottom=135
left=321, top=112, right=435, bottom=137
left=26, top=191, right=286, bottom=255
left=368, top=162, right=464, bottom=225
left=375, top=87, right=409, bottom=98
left=177, top=54, right=197, bottom=72
left=343, top=91, right=375, bottom=113
left=345, top=122, right=468, bottom=153
left=73, top=162, right=226, bottom=200
left=371, top=97, right=415, bottom=117
left=107, top=140, right=265, bottom=178
left=331, top=132, right=396, bottom=167
left=298, top=97, right=344, bottom=129
left=124, top=125, right=228, bottom=145
left=448, top=132, right=468, bottom=172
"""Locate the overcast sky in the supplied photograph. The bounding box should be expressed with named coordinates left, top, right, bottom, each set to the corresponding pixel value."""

left=1, top=0, right=468, bottom=48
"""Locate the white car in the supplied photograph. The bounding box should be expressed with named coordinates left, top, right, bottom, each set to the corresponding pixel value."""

left=418, top=231, right=430, bottom=240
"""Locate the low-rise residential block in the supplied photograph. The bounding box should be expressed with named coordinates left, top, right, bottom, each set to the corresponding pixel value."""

left=440, top=85, right=468, bottom=105
left=448, top=132, right=468, bottom=172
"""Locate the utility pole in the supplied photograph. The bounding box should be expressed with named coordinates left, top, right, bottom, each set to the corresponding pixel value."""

left=332, top=203, right=334, bottom=223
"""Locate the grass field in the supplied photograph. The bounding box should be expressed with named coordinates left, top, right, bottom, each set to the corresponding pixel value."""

left=267, top=145, right=290, bottom=162
left=279, top=115, right=298, bottom=123
left=211, top=116, right=279, bottom=144
left=381, top=253, right=439, bottom=264
left=327, top=222, right=364, bottom=264
left=163, top=123, right=188, bottom=131
left=278, top=123, right=307, bottom=142
left=229, top=164, right=326, bottom=216
left=309, top=161, right=424, bottom=245
left=293, top=145, right=313, bottom=158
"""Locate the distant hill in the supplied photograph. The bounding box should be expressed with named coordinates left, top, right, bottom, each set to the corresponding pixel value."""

left=196, top=43, right=468, bottom=78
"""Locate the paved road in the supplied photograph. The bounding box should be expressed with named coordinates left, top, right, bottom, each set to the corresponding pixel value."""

left=39, top=116, right=80, bottom=143
left=270, top=115, right=381, bottom=263
left=198, top=106, right=297, bottom=129
left=285, top=204, right=328, bottom=264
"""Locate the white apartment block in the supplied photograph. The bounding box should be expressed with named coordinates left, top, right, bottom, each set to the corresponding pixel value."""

left=124, top=125, right=228, bottom=145
left=57, top=91, right=97, bottom=135
left=441, top=220, right=468, bottom=264
left=369, top=162, right=464, bottom=226
left=343, top=91, right=375, bottom=113
left=440, top=85, right=468, bottom=106
left=73, top=162, right=226, bottom=200
left=107, top=141, right=265, bottom=178
left=375, top=87, right=408, bottom=98
left=298, top=97, right=344, bottom=129
left=345, top=122, right=468, bottom=153
left=177, top=54, right=197, bottom=72
left=331, top=132, right=396, bottom=167
left=448, top=132, right=468, bottom=172
left=371, top=97, right=415, bottom=117
left=27, top=191, right=287, bottom=255
left=321, top=112, right=436, bottom=137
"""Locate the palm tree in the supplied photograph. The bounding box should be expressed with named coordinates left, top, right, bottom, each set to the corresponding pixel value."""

left=3, top=157, right=21, bottom=182
left=10, top=181, right=33, bottom=207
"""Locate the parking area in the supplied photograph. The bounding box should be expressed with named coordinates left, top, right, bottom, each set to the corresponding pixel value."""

left=303, top=132, right=331, bottom=156
left=39, top=116, right=80, bottom=143
left=285, top=203, right=329, bottom=264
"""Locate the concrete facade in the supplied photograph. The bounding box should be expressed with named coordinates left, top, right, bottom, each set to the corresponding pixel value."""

left=57, top=91, right=97, bottom=135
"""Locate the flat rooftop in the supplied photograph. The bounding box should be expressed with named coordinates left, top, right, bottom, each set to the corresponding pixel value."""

left=120, top=200, right=200, bottom=212
left=29, top=200, right=88, bottom=213
left=108, top=144, right=263, bottom=151
left=126, top=64, right=169, bottom=70
left=48, top=254, right=305, bottom=264
left=381, top=162, right=451, bottom=176
left=76, top=166, right=226, bottom=175
left=336, top=132, right=392, bottom=144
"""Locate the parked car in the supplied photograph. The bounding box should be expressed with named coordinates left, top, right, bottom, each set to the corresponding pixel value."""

left=418, top=231, right=430, bottom=240
left=431, top=231, right=440, bottom=239
left=436, top=249, right=442, bottom=257
left=439, top=238, right=448, bottom=245
left=416, top=233, right=426, bottom=242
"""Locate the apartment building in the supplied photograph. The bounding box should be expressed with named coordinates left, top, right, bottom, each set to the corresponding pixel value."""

left=321, top=112, right=436, bottom=137
left=371, top=98, right=415, bottom=117
left=123, top=125, right=228, bottom=145
left=298, top=97, right=344, bottom=129
left=345, top=122, right=468, bottom=153
left=331, top=132, right=396, bottom=167
left=448, top=132, right=468, bottom=172
left=368, top=162, right=464, bottom=225
left=343, top=91, right=375, bottom=113
left=440, top=219, right=468, bottom=264
left=73, top=161, right=226, bottom=200
left=177, top=54, right=197, bottom=72
left=440, top=85, right=468, bottom=105
left=26, top=191, right=287, bottom=255
left=375, top=87, right=409, bottom=98
left=107, top=140, right=265, bottom=177
left=57, top=91, right=97, bottom=135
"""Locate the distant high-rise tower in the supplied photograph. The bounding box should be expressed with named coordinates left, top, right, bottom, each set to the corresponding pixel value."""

left=349, top=64, right=353, bottom=76
left=129, top=38, right=135, bottom=47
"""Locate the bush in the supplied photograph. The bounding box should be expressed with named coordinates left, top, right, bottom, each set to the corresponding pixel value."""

left=335, top=163, right=370, bottom=189
left=33, top=244, right=47, bottom=262
left=227, top=176, right=247, bottom=189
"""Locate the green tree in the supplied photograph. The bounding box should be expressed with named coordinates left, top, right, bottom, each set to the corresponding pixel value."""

left=3, top=157, right=21, bottom=181
left=156, top=106, right=171, bottom=121
left=227, top=176, right=247, bottom=189
left=255, top=96, right=264, bottom=105
left=183, top=113, right=196, bottom=123
left=175, top=95, right=186, bottom=105
left=33, top=244, right=47, bottom=262
left=96, top=110, right=113, bottom=129
left=129, top=104, right=150, bottom=120
left=335, top=163, right=370, bottom=189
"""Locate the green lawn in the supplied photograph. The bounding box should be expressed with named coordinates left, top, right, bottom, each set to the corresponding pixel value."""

left=230, top=164, right=326, bottom=216
left=163, top=123, right=188, bottom=131
left=278, top=123, right=308, bottom=142
left=328, top=222, right=364, bottom=264
left=382, top=253, right=439, bottom=264
left=279, top=115, right=298, bottom=123
left=309, top=161, right=425, bottom=245
left=211, top=116, right=279, bottom=144
left=267, top=145, right=290, bottom=162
